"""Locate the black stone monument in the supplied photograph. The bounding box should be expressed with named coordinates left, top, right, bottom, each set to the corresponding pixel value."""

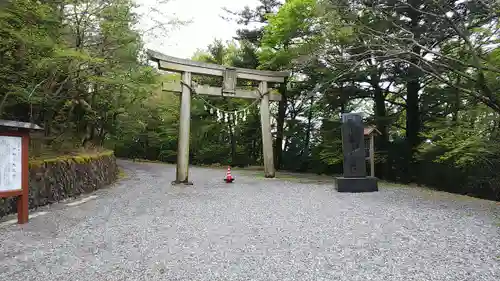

left=335, top=113, right=378, bottom=192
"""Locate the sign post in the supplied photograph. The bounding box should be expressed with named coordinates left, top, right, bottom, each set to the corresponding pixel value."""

left=0, top=120, right=42, bottom=224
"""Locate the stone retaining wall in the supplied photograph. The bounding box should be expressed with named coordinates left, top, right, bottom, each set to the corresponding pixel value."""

left=0, top=151, right=118, bottom=218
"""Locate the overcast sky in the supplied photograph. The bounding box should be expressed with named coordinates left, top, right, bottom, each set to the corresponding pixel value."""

left=137, top=0, right=260, bottom=59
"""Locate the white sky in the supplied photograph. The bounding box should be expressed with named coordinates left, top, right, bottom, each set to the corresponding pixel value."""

left=137, top=0, right=260, bottom=59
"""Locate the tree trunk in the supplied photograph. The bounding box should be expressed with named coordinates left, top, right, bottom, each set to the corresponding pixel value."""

left=373, top=87, right=388, bottom=144
left=300, top=96, right=314, bottom=170
left=373, top=83, right=390, bottom=178
left=82, top=124, right=95, bottom=147
left=452, top=76, right=461, bottom=122
left=405, top=49, right=422, bottom=182
left=274, top=77, right=287, bottom=169
left=405, top=3, right=422, bottom=182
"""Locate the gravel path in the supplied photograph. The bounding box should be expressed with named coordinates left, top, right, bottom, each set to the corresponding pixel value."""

left=1, top=160, right=499, bottom=281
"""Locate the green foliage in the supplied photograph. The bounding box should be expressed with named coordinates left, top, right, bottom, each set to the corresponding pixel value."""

left=189, top=40, right=265, bottom=166
left=259, top=0, right=318, bottom=69
left=419, top=106, right=500, bottom=168
left=258, top=0, right=500, bottom=198
left=114, top=0, right=500, bottom=199
left=0, top=0, right=160, bottom=154
left=109, top=74, right=179, bottom=161
left=3, top=0, right=500, bottom=200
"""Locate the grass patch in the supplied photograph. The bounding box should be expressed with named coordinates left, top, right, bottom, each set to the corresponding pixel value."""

left=240, top=165, right=265, bottom=171
left=199, top=163, right=227, bottom=169
left=117, top=167, right=127, bottom=179
left=379, top=180, right=496, bottom=203
left=132, top=158, right=170, bottom=164
left=29, top=146, right=110, bottom=160
left=249, top=171, right=334, bottom=184
left=29, top=150, right=114, bottom=168
left=378, top=180, right=410, bottom=189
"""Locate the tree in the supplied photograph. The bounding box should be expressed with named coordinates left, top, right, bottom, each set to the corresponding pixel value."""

left=0, top=0, right=160, bottom=155
left=258, top=0, right=321, bottom=169
left=224, top=0, right=283, bottom=46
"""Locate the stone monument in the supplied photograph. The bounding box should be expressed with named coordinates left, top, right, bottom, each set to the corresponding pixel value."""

left=335, top=113, right=378, bottom=192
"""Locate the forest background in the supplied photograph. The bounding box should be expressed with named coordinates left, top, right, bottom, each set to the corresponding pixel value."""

left=1, top=0, right=499, bottom=200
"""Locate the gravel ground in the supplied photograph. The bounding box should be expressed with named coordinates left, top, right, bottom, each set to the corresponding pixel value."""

left=1, top=160, right=499, bottom=281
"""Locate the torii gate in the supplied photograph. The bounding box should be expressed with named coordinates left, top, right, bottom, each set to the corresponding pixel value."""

left=147, top=50, right=289, bottom=184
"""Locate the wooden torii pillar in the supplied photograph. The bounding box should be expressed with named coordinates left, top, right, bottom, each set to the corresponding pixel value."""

left=147, top=50, right=289, bottom=184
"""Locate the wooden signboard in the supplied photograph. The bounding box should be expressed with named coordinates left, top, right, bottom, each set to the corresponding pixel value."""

left=0, top=120, right=42, bottom=224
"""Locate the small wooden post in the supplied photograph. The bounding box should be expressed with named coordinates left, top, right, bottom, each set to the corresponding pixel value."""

left=370, top=133, right=375, bottom=177
left=259, top=81, right=275, bottom=178
left=175, top=72, right=192, bottom=184
left=18, top=134, right=29, bottom=223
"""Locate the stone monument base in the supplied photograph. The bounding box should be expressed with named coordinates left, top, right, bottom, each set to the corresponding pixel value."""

left=335, top=177, right=378, bottom=192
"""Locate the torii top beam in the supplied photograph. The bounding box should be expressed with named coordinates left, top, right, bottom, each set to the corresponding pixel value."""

left=147, top=50, right=289, bottom=83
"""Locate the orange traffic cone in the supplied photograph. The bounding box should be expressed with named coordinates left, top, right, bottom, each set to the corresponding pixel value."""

left=224, top=166, right=235, bottom=183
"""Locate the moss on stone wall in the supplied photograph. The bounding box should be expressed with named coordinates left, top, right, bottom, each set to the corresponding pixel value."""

left=0, top=151, right=118, bottom=218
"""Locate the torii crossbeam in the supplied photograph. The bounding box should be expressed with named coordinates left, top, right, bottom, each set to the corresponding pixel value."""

left=147, top=50, right=289, bottom=184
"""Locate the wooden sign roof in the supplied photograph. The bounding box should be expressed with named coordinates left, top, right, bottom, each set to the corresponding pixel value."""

left=0, top=120, right=43, bottom=131
left=364, top=126, right=381, bottom=136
